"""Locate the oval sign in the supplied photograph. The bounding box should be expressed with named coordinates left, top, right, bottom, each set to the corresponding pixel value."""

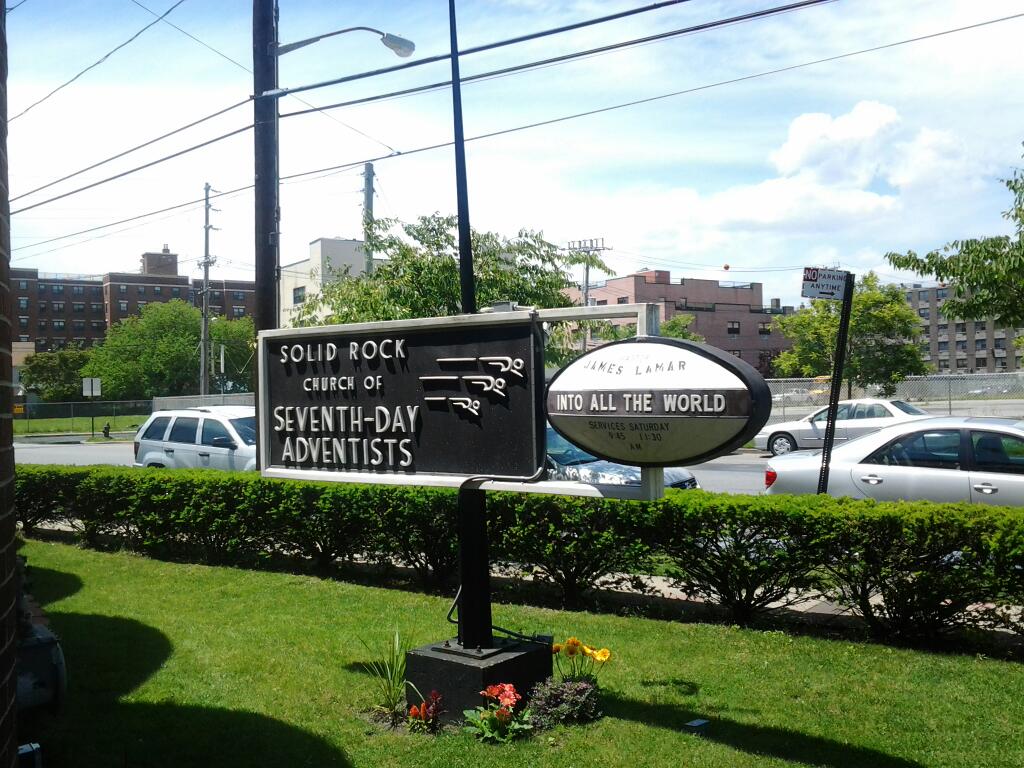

left=546, top=337, right=771, bottom=467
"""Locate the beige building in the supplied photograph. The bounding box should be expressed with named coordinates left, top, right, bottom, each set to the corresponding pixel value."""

left=278, top=237, right=388, bottom=327
left=567, top=269, right=795, bottom=375
left=901, top=283, right=1023, bottom=373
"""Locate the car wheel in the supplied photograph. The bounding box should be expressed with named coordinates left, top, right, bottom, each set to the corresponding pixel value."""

left=769, top=433, right=797, bottom=456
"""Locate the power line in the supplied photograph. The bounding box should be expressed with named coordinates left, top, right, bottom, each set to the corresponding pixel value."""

left=10, top=98, right=251, bottom=203
left=11, top=0, right=829, bottom=214
left=9, top=0, right=189, bottom=123
left=15, top=10, right=1024, bottom=256
left=127, top=0, right=398, bottom=154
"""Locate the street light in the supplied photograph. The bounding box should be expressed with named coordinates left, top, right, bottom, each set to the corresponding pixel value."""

left=277, top=26, right=415, bottom=57
left=252, top=4, right=416, bottom=343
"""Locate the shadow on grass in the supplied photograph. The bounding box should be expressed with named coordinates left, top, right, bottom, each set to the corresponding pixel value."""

left=25, top=566, right=83, bottom=607
left=21, top=611, right=352, bottom=768
left=603, top=691, right=922, bottom=768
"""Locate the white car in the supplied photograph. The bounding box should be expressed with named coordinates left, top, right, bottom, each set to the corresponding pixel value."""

left=765, top=416, right=1024, bottom=506
left=133, top=406, right=257, bottom=471
left=754, top=398, right=931, bottom=456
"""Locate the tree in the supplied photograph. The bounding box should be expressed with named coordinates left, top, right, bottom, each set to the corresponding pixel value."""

left=594, top=313, right=704, bottom=343
left=774, top=272, right=928, bottom=396
left=209, top=316, right=256, bottom=393
left=294, top=214, right=607, bottom=364
left=20, top=344, right=92, bottom=402
left=83, top=300, right=255, bottom=400
left=886, top=160, right=1024, bottom=335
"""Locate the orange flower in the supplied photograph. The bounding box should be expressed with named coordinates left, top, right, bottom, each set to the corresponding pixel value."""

left=494, top=707, right=512, bottom=724
left=564, top=643, right=579, bottom=658
left=565, top=636, right=582, bottom=649
left=551, top=643, right=563, bottom=654
left=593, top=648, right=611, bottom=663
left=409, top=704, right=420, bottom=718
left=481, top=684, right=503, bottom=699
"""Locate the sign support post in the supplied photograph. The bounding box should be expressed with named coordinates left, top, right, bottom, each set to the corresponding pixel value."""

left=815, top=271, right=855, bottom=494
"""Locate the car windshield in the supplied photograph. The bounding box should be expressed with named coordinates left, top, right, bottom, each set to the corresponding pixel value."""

left=230, top=417, right=257, bottom=445
left=546, top=427, right=598, bottom=466
left=890, top=400, right=927, bottom=415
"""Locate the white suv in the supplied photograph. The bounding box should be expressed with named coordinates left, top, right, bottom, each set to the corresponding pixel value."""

left=133, top=406, right=257, bottom=471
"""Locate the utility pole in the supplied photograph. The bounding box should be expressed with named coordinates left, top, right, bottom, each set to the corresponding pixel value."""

left=253, top=0, right=279, bottom=336
left=200, top=182, right=217, bottom=396
left=568, top=238, right=611, bottom=349
left=363, top=162, right=375, bottom=275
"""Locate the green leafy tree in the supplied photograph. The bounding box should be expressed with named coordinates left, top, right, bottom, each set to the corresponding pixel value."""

left=886, top=160, right=1024, bottom=342
left=294, top=214, right=607, bottom=364
left=594, top=313, right=703, bottom=343
left=20, top=344, right=92, bottom=402
left=209, top=316, right=256, bottom=393
left=82, top=301, right=255, bottom=400
left=774, top=272, right=928, bottom=396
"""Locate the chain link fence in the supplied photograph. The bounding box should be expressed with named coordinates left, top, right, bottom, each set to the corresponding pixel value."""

left=14, top=399, right=152, bottom=435
left=766, top=372, right=1024, bottom=424
left=152, top=393, right=255, bottom=410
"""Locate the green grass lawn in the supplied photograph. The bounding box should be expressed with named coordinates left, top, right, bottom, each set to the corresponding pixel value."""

left=14, top=413, right=147, bottom=435
left=19, top=538, right=1024, bottom=768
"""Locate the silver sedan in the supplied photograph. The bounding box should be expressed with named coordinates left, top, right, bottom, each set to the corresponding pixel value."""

left=765, top=416, right=1024, bottom=506
left=754, top=398, right=932, bottom=456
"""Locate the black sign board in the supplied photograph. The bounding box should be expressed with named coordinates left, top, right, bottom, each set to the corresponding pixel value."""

left=258, top=313, right=545, bottom=485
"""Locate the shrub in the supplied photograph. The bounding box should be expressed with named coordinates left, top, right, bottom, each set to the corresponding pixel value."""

left=656, top=491, right=835, bottom=624
left=374, top=487, right=459, bottom=591
left=15, top=466, right=88, bottom=533
left=490, top=493, right=657, bottom=608
left=528, top=677, right=601, bottom=730
left=818, top=502, right=1006, bottom=640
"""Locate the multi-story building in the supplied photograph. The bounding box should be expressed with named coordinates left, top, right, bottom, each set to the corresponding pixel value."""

left=568, top=270, right=795, bottom=374
left=9, top=245, right=256, bottom=354
left=278, top=237, right=385, bottom=327
left=901, top=283, right=1023, bottom=373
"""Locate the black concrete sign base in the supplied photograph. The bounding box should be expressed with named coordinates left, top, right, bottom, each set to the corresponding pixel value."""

left=405, top=638, right=552, bottom=723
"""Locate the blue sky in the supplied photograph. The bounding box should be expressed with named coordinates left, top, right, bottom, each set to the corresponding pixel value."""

left=7, top=0, right=1024, bottom=308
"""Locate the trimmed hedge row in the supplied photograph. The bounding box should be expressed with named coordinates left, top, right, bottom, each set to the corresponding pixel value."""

left=15, top=465, right=1024, bottom=641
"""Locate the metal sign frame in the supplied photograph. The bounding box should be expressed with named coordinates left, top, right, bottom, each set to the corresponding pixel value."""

left=258, top=303, right=668, bottom=500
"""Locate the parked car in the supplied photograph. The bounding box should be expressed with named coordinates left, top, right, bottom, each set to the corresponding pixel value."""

left=754, top=398, right=932, bottom=456
left=771, top=388, right=812, bottom=404
left=764, top=416, right=1024, bottom=505
left=545, top=426, right=699, bottom=489
left=134, top=406, right=257, bottom=471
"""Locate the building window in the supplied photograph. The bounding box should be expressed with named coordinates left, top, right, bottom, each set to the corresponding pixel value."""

left=118, top=284, right=127, bottom=294
left=938, top=341, right=948, bottom=352
left=91, top=321, right=105, bottom=331
left=232, top=306, right=245, bottom=318
left=73, top=320, right=86, bottom=331
left=35, top=338, right=47, bottom=348
left=233, top=291, right=246, bottom=301
left=53, top=301, right=65, bottom=312
left=292, top=286, right=306, bottom=305
left=956, top=358, right=967, bottom=368
left=213, top=291, right=222, bottom=299
left=905, top=292, right=913, bottom=303
left=918, top=290, right=928, bottom=300
left=17, top=297, right=27, bottom=310
left=758, top=322, right=771, bottom=336
left=91, top=303, right=102, bottom=313
left=936, top=288, right=949, bottom=299
left=73, top=303, right=85, bottom=313
left=938, top=359, right=949, bottom=370
left=72, top=285, right=84, bottom=296
left=137, top=285, right=145, bottom=295
left=92, top=286, right=102, bottom=296
left=51, top=285, right=63, bottom=295
left=956, top=340, right=967, bottom=351
left=937, top=323, right=948, bottom=334
left=18, top=317, right=28, bottom=329
left=118, top=300, right=128, bottom=312
left=37, top=319, right=47, bottom=330
left=212, top=305, right=223, bottom=315
left=976, top=339, right=987, bottom=351
left=52, top=320, right=65, bottom=331
left=172, top=287, right=181, bottom=297
left=729, top=350, right=742, bottom=358
left=727, top=321, right=740, bottom=335
left=18, top=335, right=29, bottom=343
left=17, top=280, right=27, bottom=290
left=956, top=323, right=966, bottom=333
left=596, top=299, right=608, bottom=306
left=153, top=286, right=162, bottom=295
left=918, top=308, right=929, bottom=319
left=976, top=357, right=987, bottom=369
left=38, top=302, right=46, bottom=313
left=37, top=283, right=46, bottom=294
left=995, top=337, right=1006, bottom=350
left=138, top=301, right=147, bottom=309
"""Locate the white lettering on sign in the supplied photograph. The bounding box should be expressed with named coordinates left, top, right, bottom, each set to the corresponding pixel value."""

left=802, top=267, right=849, bottom=301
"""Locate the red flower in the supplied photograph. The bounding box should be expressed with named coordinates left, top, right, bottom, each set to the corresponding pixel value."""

left=494, top=707, right=512, bottom=724
left=409, top=704, right=420, bottom=718
left=481, top=684, right=503, bottom=700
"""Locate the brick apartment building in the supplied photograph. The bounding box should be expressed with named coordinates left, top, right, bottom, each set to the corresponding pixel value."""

left=567, top=270, right=795, bottom=374
left=9, top=246, right=256, bottom=354
left=901, top=282, right=1023, bottom=373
